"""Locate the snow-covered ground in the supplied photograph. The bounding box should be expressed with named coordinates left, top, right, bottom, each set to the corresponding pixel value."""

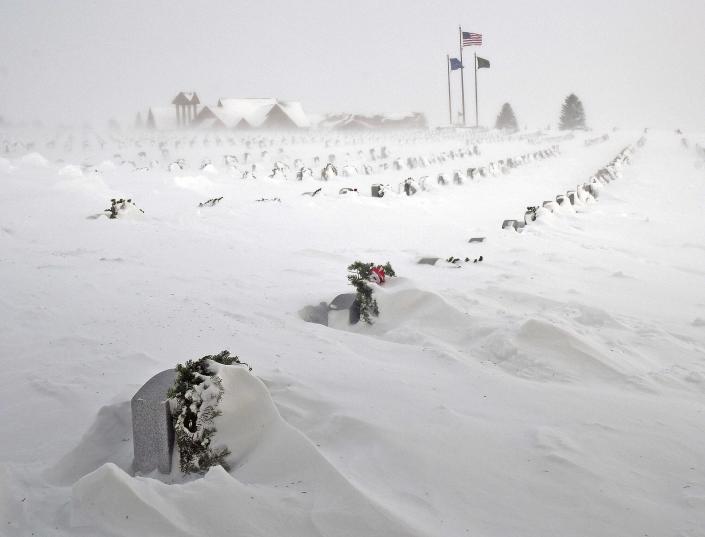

left=1, top=128, right=704, bottom=536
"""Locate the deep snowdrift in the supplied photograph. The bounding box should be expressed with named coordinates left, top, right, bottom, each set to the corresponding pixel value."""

left=1, top=128, right=704, bottom=537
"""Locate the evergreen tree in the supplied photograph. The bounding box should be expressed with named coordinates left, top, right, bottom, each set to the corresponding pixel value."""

left=495, top=103, right=518, bottom=131
left=559, top=94, right=587, bottom=130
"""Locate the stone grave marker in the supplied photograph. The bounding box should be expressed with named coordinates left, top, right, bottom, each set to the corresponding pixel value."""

left=329, top=293, right=361, bottom=325
left=131, top=369, right=176, bottom=475
left=418, top=257, right=441, bottom=265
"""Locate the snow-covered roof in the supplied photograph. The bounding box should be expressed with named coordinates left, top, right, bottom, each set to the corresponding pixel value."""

left=194, top=105, right=249, bottom=129
left=278, top=101, right=311, bottom=128
left=319, top=111, right=427, bottom=130
left=198, top=118, right=226, bottom=130
left=216, top=98, right=309, bottom=129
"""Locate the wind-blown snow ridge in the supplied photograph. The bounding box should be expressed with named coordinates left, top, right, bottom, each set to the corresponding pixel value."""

left=1, top=128, right=704, bottom=537
left=71, top=367, right=423, bottom=537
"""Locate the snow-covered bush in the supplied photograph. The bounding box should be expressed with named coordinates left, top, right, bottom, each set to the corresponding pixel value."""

left=105, top=198, right=144, bottom=219
left=167, top=350, right=252, bottom=475
left=198, top=197, right=223, bottom=207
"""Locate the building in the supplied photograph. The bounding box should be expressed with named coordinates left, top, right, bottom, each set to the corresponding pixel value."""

left=143, top=92, right=424, bottom=131
left=193, top=98, right=311, bottom=130
left=145, top=91, right=201, bottom=130
left=320, top=112, right=428, bottom=130
left=171, top=92, right=200, bottom=127
left=145, top=93, right=311, bottom=131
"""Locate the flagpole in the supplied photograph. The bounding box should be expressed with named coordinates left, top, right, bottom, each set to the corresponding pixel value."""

left=474, top=52, right=479, bottom=128
left=446, top=55, right=452, bottom=126
left=459, top=26, right=466, bottom=126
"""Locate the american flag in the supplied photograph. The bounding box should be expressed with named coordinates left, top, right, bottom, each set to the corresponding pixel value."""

left=462, top=32, right=482, bottom=46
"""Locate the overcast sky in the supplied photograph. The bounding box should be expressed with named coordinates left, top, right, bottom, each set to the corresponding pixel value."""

left=1, top=0, right=703, bottom=130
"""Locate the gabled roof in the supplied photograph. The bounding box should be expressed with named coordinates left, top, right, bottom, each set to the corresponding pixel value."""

left=172, top=92, right=200, bottom=105
left=216, top=98, right=310, bottom=129
left=278, top=101, right=311, bottom=128
left=194, top=105, right=248, bottom=129
left=320, top=112, right=427, bottom=130
left=198, top=117, right=227, bottom=129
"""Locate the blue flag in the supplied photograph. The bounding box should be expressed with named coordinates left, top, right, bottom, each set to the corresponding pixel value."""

left=449, top=58, right=463, bottom=70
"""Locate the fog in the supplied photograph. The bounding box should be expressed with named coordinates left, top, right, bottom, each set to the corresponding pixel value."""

left=1, top=0, right=704, bottom=129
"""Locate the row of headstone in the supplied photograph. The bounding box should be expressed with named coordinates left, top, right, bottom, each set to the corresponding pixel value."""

left=502, top=138, right=646, bottom=232
left=679, top=132, right=705, bottom=164
left=532, top=133, right=575, bottom=144
left=584, top=134, right=610, bottom=146
left=376, top=145, right=560, bottom=199
left=221, top=145, right=484, bottom=182
left=98, top=137, right=480, bottom=178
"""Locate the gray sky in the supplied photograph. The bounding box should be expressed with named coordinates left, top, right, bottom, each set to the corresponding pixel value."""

left=1, top=0, right=704, bottom=129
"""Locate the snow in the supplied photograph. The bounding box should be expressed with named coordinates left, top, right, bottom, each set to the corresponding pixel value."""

left=218, top=98, right=311, bottom=128
left=147, top=106, right=179, bottom=130
left=1, top=128, right=704, bottom=536
left=278, top=101, right=312, bottom=128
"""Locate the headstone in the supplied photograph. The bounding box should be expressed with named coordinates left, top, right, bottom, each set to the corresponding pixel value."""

left=418, top=257, right=440, bottom=265
left=578, top=184, right=593, bottom=201
left=131, top=369, right=176, bottom=474
left=329, top=293, right=360, bottom=325
left=371, top=184, right=385, bottom=197
left=403, top=179, right=417, bottom=196
left=502, top=219, right=517, bottom=230
left=567, top=191, right=577, bottom=205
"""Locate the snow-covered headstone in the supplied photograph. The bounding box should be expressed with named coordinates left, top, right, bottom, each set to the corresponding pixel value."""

left=328, top=293, right=360, bottom=325
left=371, top=184, right=385, bottom=197
left=131, top=369, right=176, bottom=474
left=300, top=293, right=361, bottom=326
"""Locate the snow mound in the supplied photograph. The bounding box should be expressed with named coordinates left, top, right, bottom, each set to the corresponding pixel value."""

left=70, top=367, right=421, bottom=537
left=0, top=157, right=14, bottom=173
left=45, top=402, right=133, bottom=486
left=58, top=164, right=84, bottom=178
left=508, top=318, right=626, bottom=383
left=96, top=160, right=117, bottom=172
left=331, top=280, right=634, bottom=386
left=55, top=170, right=108, bottom=192
left=172, top=175, right=216, bottom=195
left=19, top=152, right=49, bottom=167
left=329, top=278, right=480, bottom=350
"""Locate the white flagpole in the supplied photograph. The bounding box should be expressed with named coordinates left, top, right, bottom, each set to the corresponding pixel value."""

left=459, top=26, right=466, bottom=126
left=474, top=52, right=479, bottom=128
left=447, top=55, right=453, bottom=125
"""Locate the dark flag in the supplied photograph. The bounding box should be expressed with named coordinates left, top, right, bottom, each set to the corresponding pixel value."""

left=476, top=56, right=491, bottom=69
left=449, top=58, right=463, bottom=70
